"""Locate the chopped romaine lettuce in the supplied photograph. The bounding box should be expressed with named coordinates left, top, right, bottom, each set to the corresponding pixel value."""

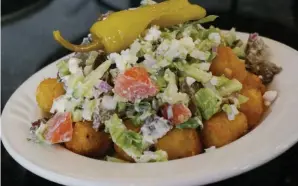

left=136, top=150, right=168, bottom=163
left=223, top=28, right=237, bottom=46
left=232, top=46, right=246, bottom=58
left=86, top=51, right=99, bottom=65
left=217, top=79, right=242, bottom=97
left=72, top=109, right=83, bottom=122
left=176, top=117, right=203, bottom=129
left=57, top=60, right=70, bottom=77
left=157, top=69, right=189, bottom=105
left=196, top=15, right=218, bottom=24
left=125, top=101, right=155, bottom=126
left=105, top=114, right=144, bottom=158
left=34, top=123, right=48, bottom=143
left=176, top=63, right=212, bottom=83
left=195, top=88, right=222, bottom=120
left=73, top=60, right=112, bottom=98
left=222, top=104, right=239, bottom=120
left=82, top=99, right=96, bottom=121
left=238, top=94, right=249, bottom=105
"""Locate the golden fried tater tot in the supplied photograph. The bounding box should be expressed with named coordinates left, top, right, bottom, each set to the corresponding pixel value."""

left=36, top=78, right=65, bottom=112
left=65, top=122, right=112, bottom=158
left=243, top=72, right=266, bottom=94
left=210, top=46, right=247, bottom=82
left=240, top=88, right=264, bottom=129
left=155, top=128, right=202, bottom=160
left=202, top=112, right=248, bottom=148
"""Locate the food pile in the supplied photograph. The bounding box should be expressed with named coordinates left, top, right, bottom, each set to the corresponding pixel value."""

left=30, top=0, right=281, bottom=163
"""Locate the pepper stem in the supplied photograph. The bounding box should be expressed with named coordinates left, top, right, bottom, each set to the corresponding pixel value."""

left=53, top=31, right=103, bottom=52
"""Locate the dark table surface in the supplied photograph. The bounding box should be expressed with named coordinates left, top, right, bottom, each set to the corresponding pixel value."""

left=1, top=0, right=298, bottom=186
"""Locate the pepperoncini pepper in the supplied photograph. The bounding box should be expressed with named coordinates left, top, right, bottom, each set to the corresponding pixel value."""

left=53, top=0, right=206, bottom=53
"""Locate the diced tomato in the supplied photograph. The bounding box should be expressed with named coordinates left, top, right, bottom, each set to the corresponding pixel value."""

left=162, top=103, right=192, bottom=125
left=114, top=67, right=158, bottom=102
left=44, top=112, right=73, bottom=144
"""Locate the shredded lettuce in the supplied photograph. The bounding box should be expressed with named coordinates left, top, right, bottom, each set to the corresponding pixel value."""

left=238, top=94, right=249, bottom=105
left=196, top=15, right=218, bottom=24
left=73, top=60, right=112, bottom=98
left=176, top=63, right=212, bottom=83
left=82, top=99, right=96, bottom=121
left=217, top=79, right=242, bottom=97
left=136, top=150, right=168, bottom=163
left=157, top=69, right=189, bottom=105
left=195, top=88, right=222, bottom=120
left=105, top=114, right=144, bottom=158
left=222, top=104, right=239, bottom=120
left=105, top=114, right=168, bottom=162
left=86, top=51, right=99, bottom=65
left=57, top=60, right=70, bottom=77
left=232, top=46, right=246, bottom=58
left=176, top=117, right=203, bottom=129
left=223, top=28, right=237, bottom=46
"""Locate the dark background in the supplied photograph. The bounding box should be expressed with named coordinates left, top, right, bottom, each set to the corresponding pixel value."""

left=1, top=0, right=298, bottom=185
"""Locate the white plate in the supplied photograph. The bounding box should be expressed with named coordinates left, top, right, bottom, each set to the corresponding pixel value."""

left=2, top=32, right=298, bottom=186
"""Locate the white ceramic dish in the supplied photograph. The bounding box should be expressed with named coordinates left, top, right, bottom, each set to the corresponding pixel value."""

left=2, top=32, right=298, bottom=186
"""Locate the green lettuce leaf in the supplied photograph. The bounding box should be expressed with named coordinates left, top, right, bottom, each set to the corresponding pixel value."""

left=197, top=15, right=219, bottom=24
left=157, top=69, right=189, bottom=105
left=176, top=117, right=203, bottom=129
left=195, top=88, right=222, bottom=120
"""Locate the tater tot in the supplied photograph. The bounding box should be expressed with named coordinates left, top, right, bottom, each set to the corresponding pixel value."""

left=239, top=88, right=264, bottom=129
left=155, top=128, right=202, bottom=160
left=114, top=120, right=140, bottom=162
left=65, top=122, right=112, bottom=158
left=210, top=46, right=247, bottom=82
left=36, top=78, right=65, bottom=112
left=202, top=112, right=248, bottom=148
left=243, top=72, right=266, bottom=94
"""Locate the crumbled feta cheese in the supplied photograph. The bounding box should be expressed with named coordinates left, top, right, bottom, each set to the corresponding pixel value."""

left=190, top=49, right=210, bottom=60
left=144, top=25, right=161, bottom=41
left=208, top=33, right=221, bottom=45
left=263, top=90, right=278, bottom=106
left=50, top=96, right=67, bottom=113
left=181, top=25, right=193, bottom=37
left=60, top=75, right=70, bottom=85
left=130, top=40, right=141, bottom=55
left=227, top=105, right=239, bottom=120
left=101, top=95, right=117, bottom=110
left=222, top=104, right=239, bottom=120
left=140, top=0, right=157, bottom=5
left=143, top=54, right=156, bottom=68
left=109, top=49, right=138, bottom=72
left=68, top=58, right=82, bottom=74
left=109, top=53, right=125, bottom=71
left=121, top=49, right=138, bottom=65
left=198, top=62, right=211, bottom=71
left=179, top=36, right=195, bottom=51
left=210, top=76, right=218, bottom=86
left=156, top=39, right=170, bottom=56
left=164, top=39, right=181, bottom=60
left=186, top=77, right=196, bottom=86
